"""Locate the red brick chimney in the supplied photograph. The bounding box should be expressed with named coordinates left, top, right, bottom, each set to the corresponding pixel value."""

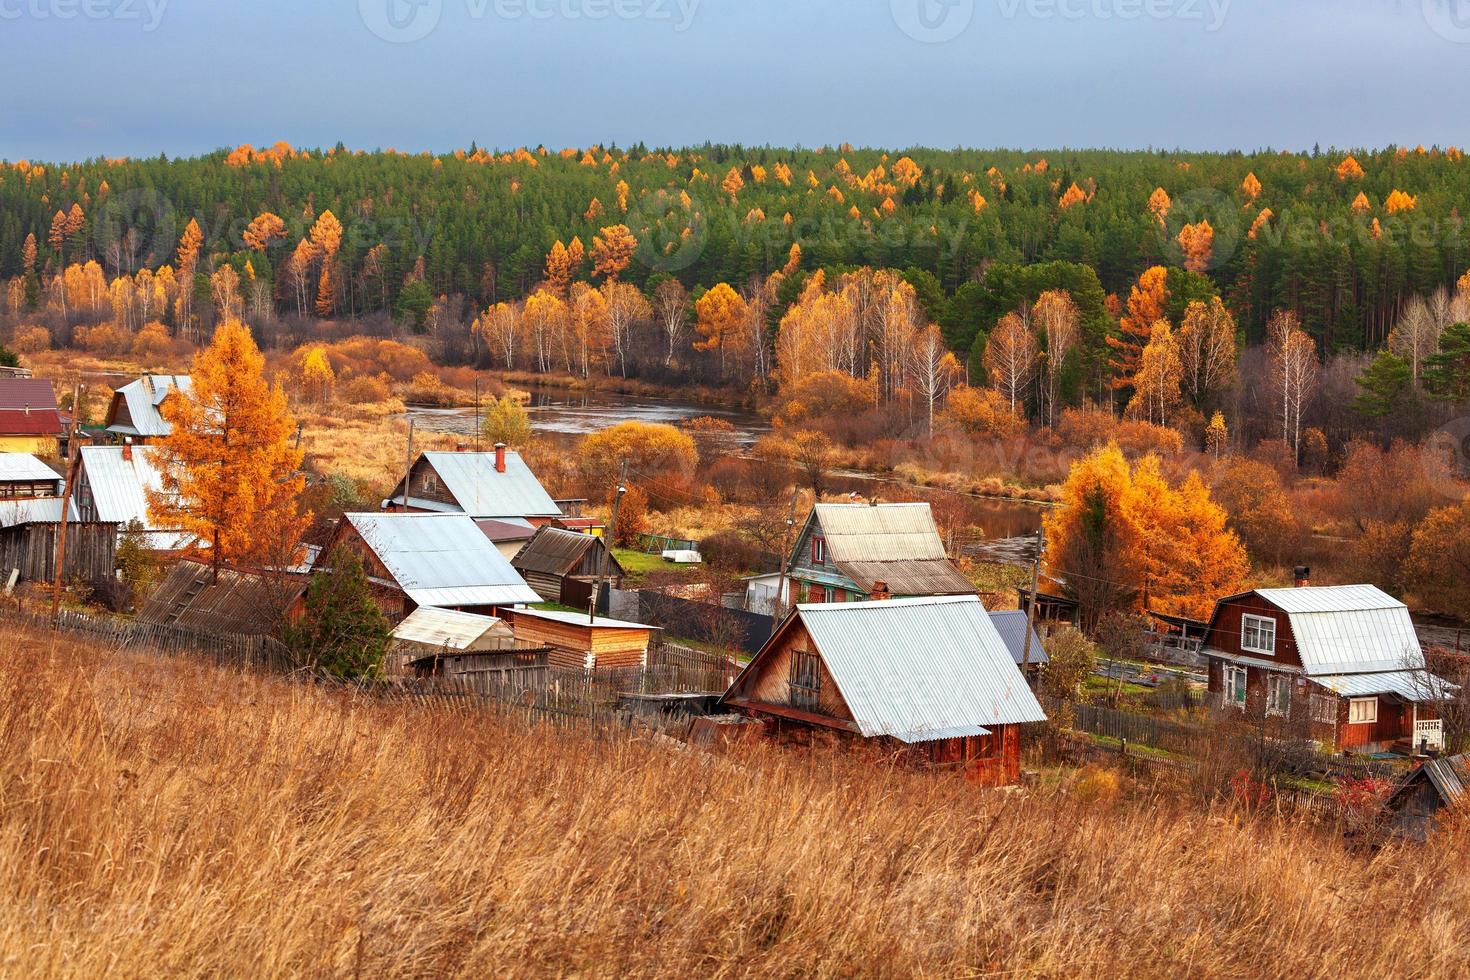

left=122, top=436, right=133, bottom=462
left=455, top=443, right=469, bottom=453
left=870, top=581, right=891, bottom=601
left=1293, top=565, right=1311, bottom=588
left=494, top=442, right=507, bottom=473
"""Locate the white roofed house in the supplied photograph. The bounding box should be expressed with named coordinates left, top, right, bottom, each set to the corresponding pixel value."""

left=71, top=443, right=193, bottom=552
left=383, top=445, right=562, bottom=525
left=0, top=453, right=64, bottom=499
left=782, top=502, right=975, bottom=605
left=318, top=512, right=540, bottom=622
left=102, top=375, right=192, bottom=443
left=1202, top=583, right=1455, bottom=754
left=720, top=595, right=1047, bottom=785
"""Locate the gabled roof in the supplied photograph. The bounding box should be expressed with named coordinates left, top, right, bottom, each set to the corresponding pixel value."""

left=392, top=607, right=514, bottom=651
left=510, top=606, right=657, bottom=631
left=0, top=453, right=62, bottom=483
left=398, top=451, right=561, bottom=520
left=475, top=517, right=537, bottom=543
left=77, top=445, right=174, bottom=527
left=727, top=595, right=1045, bottom=742
left=803, top=502, right=974, bottom=596
left=1210, top=584, right=1425, bottom=675
left=105, top=375, right=192, bottom=438
left=137, top=560, right=304, bottom=636
left=0, top=380, right=63, bottom=436
left=511, top=526, right=620, bottom=577
left=343, top=512, right=540, bottom=608
left=987, top=609, right=1049, bottom=666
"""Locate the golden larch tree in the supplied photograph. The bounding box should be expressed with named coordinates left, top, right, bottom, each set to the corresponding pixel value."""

left=693, top=282, right=749, bottom=375
left=1176, top=220, right=1214, bottom=273
left=1241, top=171, right=1262, bottom=202
left=591, top=224, right=636, bottom=281
left=1336, top=155, right=1365, bottom=181
left=149, top=319, right=308, bottom=576
left=243, top=212, right=287, bottom=251
left=1147, top=187, right=1171, bottom=225
left=1127, top=320, right=1184, bottom=426
left=1107, top=265, right=1169, bottom=386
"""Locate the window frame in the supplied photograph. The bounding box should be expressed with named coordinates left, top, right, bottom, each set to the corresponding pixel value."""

left=1240, top=614, right=1277, bottom=656
left=810, top=535, right=825, bottom=565
left=1348, top=697, right=1378, bottom=725
left=1310, top=693, right=1338, bottom=725
left=1223, top=665, right=1248, bottom=709
left=1265, top=674, right=1291, bottom=717
left=790, top=649, right=821, bottom=710
left=421, top=470, right=438, bottom=493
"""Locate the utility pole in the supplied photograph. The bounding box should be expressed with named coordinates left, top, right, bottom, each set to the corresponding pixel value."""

left=1021, top=526, right=1044, bottom=675
left=473, top=378, right=481, bottom=454
left=51, top=382, right=83, bottom=622
left=590, top=459, right=628, bottom=623
left=773, top=488, right=800, bottom=628
left=401, top=419, right=414, bottom=511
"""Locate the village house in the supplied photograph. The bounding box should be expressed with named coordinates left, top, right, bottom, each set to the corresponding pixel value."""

left=0, top=379, right=64, bottom=455
left=0, top=495, right=115, bottom=584
left=504, top=606, right=659, bottom=671
left=319, top=512, right=540, bottom=622
left=776, top=501, right=975, bottom=605
left=0, top=453, right=63, bottom=499
left=476, top=518, right=539, bottom=561
left=720, top=594, right=1048, bottom=785
left=1202, top=582, right=1454, bottom=754
left=72, top=443, right=192, bottom=552
left=390, top=606, right=547, bottom=681
left=383, top=445, right=563, bottom=525
left=102, top=375, right=192, bottom=444
left=511, top=525, right=624, bottom=606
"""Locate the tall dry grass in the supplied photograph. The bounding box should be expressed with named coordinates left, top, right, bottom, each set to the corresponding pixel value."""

left=5, top=626, right=1470, bottom=977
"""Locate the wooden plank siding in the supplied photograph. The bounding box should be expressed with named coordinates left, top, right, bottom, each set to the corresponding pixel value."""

left=0, top=522, right=116, bottom=584
left=506, top=612, right=653, bottom=672
left=1204, top=594, right=1303, bottom=668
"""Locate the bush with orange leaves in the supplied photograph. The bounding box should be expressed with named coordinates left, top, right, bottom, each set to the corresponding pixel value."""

left=1056, top=406, right=1184, bottom=457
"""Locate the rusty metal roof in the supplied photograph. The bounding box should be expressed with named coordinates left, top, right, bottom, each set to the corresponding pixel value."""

left=511, top=526, right=622, bottom=577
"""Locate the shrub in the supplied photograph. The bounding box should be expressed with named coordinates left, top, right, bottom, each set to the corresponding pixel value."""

left=11, top=324, right=50, bottom=353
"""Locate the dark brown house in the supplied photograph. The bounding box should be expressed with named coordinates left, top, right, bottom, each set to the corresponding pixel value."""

left=383, top=445, right=562, bottom=524
left=1202, top=584, right=1452, bottom=754
left=721, top=595, right=1046, bottom=786
left=511, top=526, right=624, bottom=605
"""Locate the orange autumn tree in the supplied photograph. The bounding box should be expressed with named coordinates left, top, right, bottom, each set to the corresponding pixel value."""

left=591, top=224, right=636, bottom=280
left=693, top=282, right=749, bottom=375
left=1176, top=220, right=1214, bottom=273
left=1046, top=444, right=1248, bottom=627
left=1107, top=265, right=1169, bottom=387
left=1147, top=187, right=1171, bottom=225
left=149, top=319, right=309, bottom=576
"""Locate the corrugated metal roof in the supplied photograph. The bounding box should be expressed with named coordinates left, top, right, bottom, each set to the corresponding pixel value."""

left=0, top=496, right=78, bottom=528
left=106, top=375, right=191, bottom=438
left=1311, top=670, right=1456, bottom=703
left=891, top=724, right=992, bottom=744
left=814, top=502, right=949, bottom=562
left=791, top=594, right=1046, bottom=741
left=345, top=512, right=541, bottom=607
left=77, top=445, right=176, bottom=528
left=0, top=379, right=57, bottom=412
left=510, top=607, right=658, bottom=630
left=512, top=526, right=601, bottom=576
left=0, top=453, right=61, bottom=483
left=987, top=609, right=1049, bottom=666
left=392, top=607, right=513, bottom=650
left=137, top=560, right=304, bottom=635
left=1288, top=607, right=1424, bottom=674
left=1257, top=584, right=1403, bottom=614
left=1422, top=756, right=1470, bottom=802
left=419, top=451, right=562, bottom=519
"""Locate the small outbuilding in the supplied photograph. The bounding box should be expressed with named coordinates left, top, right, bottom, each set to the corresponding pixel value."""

left=390, top=606, right=545, bottom=680
left=137, top=559, right=306, bottom=635
left=506, top=606, right=660, bottom=671
left=721, top=594, right=1047, bottom=785
left=1386, top=754, right=1470, bottom=841
left=987, top=609, right=1049, bottom=671
left=0, top=453, right=63, bottom=499
left=511, top=525, right=624, bottom=605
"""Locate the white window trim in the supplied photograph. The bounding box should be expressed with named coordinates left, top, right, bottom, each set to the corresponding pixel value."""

left=1223, top=665, right=1248, bottom=709
left=1241, top=614, right=1277, bottom=656
left=1348, top=697, right=1378, bottom=725
left=1266, top=675, right=1291, bottom=717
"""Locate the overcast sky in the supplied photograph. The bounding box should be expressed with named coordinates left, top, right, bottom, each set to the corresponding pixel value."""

left=2, top=0, right=1468, bottom=161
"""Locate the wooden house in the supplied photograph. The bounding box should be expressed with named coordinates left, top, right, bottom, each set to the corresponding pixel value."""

left=0, top=453, right=63, bottom=499
left=505, top=606, right=659, bottom=671
left=511, top=525, right=624, bottom=605
left=72, top=443, right=193, bottom=552
left=1386, top=755, right=1470, bottom=841
left=0, top=379, right=64, bottom=455
left=781, top=502, right=975, bottom=604
left=390, top=606, right=547, bottom=680
left=138, top=559, right=307, bottom=636
left=1201, top=584, right=1453, bottom=754
left=383, top=445, right=562, bottom=524
left=102, top=375, right=191, bottom=444
left=720, top=595, right=1047, bottom=785
left=0, top=497, right=115, bottom=584
left=318, top=512, right=540, bottom=622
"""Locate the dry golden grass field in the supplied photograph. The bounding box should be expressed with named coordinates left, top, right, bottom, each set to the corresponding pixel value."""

left=6, top=623, right=1470, bottom=977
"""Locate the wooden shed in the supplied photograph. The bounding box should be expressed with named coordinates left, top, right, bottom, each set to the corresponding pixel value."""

left=1386, top=754, right=1470, bottom=840
left=511, top=526, right=624, bottom=604
left=506, top=607, right=659, bottom=671
left=391, top=606, right=548, bottom=682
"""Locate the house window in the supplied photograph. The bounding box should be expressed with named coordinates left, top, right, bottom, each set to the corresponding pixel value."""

left=790, top=650, right=821, bottom=710
left=421, top=471, right=438, bottom=493
left=811, top=536, right=825, bottom=565
left=821, top=586, right=836, bottom=603
left=1310, top=694, right=1337, bottom=725
left=1241, top=614, right=1277, bottom=656
left=1348, top=697, right=1378, bottom=725
left=1266, top=674, right=1291, bottom=716
left=1223, top=665, right=1247, bottom=708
